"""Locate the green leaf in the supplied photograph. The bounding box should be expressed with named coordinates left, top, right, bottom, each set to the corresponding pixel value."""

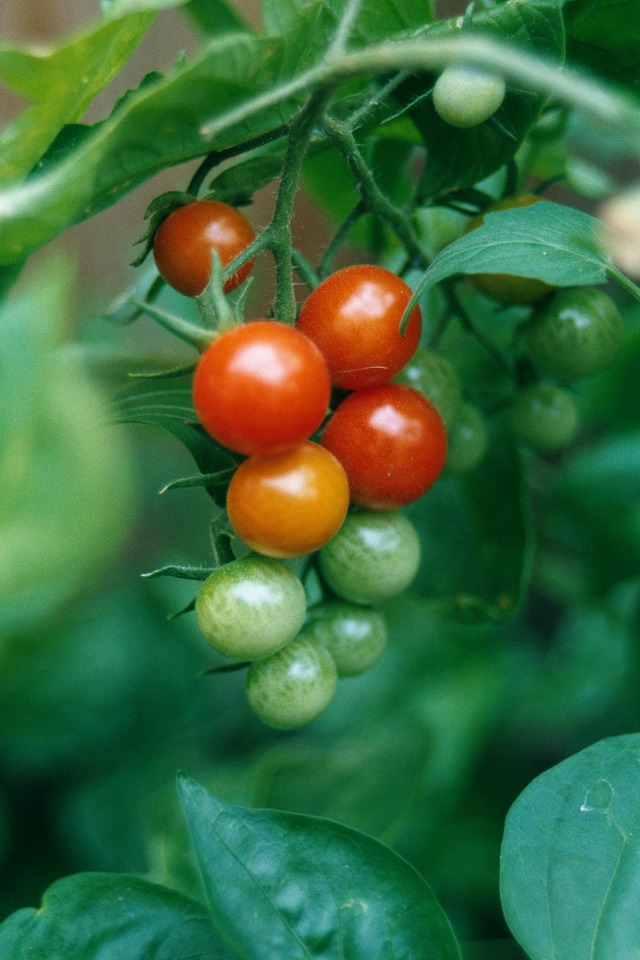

left=418, top=201, right=610, bottom=294
left=0, top=260, right=134, bottom=640
left=402, top=0, right=565, bottom=195
left=262, top=0, right=435, bottom=44
left=0, top=872, right=233, bottom=959
left=178, top=774, right=462, bottom=960
left=500, top=733, right=640, bottom=960
left=184, top=0, right=253, bottom=35
left=0, top=33, right=298, bottom=265
left=408, top=432, right=534, bottom=621
left=111, top=378, right=239, bottom=505
left=0, top=12, right=155, bottom=185
left=565, top=0, right=640, bottom=89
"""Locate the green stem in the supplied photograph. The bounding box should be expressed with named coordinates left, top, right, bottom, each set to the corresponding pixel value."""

left=324, top=116, right=427, bottom=267
left=291, top=248, right=320, bottom=290
left=318, top=202, right=365, bottom=278
left=133, top=300, right=214, bottom=351
left=271, top=89, right=333, bottom=323
left=607, top=265, right=640, bottom=304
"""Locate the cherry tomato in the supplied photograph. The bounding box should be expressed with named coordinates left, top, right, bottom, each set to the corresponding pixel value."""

left=195, top=556, right=307, bottom=660
left=321, top=383, right=447, bottom=510
left=245, top=636, right=338, bottom=729
left=433, top=65, right=506, bottom=129
left=465, top=195, right=553, bottom=305
left=193, top=321, right=331, bottom=457
left=445, top=403, right=489, bottom=475
left=523, top=287, right=624, bottom=381
left=319, top=509, right=421, bottom=603
left=508, top=382, right=579, bottom=452
left=226, top=440, right=350, bottom=558
left=305, top=602, right=388, bottom=677
left=296, top=265, right=422, bottom=390
left=394, top=346, right=463, bottom=428
left=153, top=199, right=255, bottom=297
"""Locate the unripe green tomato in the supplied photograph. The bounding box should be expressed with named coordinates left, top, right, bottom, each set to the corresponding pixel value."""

left=245, top=635, right=338, bottom=729
left=508, top=383, right=579, bottom=452
left=445, top=404, right=489, bottom=474
left=394, top=347, right=463, bottom=428
left=433, top=65, right=506, bottom=128
left=319, top=510, right=421, bottom=604
left=305, top=602, right=388, bottom=677
left=523, top=287, right=624, bottom=381
left=195, top=556, right=307, bottom=660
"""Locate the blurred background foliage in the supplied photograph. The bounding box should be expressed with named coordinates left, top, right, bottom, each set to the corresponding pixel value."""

left=0, top=0, right=639, bottom=947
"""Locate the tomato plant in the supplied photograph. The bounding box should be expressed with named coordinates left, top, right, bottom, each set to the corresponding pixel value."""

left=192, top=320, right=331, bottom=456
left=2, top=1, right=640, bottom=958
left=321, top=383, right=447, bottom=509
left=153, top=199, right=255, bottom=297
left=226, top=441, right=350, bottom=558
left=296, top=265, right=422, bottom=389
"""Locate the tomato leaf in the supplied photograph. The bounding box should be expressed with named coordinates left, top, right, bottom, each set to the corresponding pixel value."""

left=184, top=0, right=253, bottom=35
left=178, top=774, right=462, bottom=960
left=500, top=733, right=640, bottom=960
left=565, top=0, right=640, bottom=89
left=0, top=11, right=155, bottom=185
left=0, top=873, right=233, bottom=959
left=415, top=201, right=609, bottom=300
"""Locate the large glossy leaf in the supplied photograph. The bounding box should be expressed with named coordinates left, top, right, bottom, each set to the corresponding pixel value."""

left=0, top=12, right=155, bottom=185
left=401, top=0, right=565, bottom=195
left=0, top=873, right=233, bottom=959
left=417, top=201, right=609, bottom=295
left=565, top=0, right=640, bottom=89
left=0, top=260, right=134, bottom=641
left=500, top=733, right=640, bottom=960
left=179, top=774, right=462, bottom=960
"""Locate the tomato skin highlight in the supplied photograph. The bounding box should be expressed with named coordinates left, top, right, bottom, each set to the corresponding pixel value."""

left=226, top=441, right=350, bottom=558
left=321, top=383, right=447, bottom=510
left=193, top=321, right=331, bottom=457
left=153, top=199, right=255, bottom=297
left=296, top=264, right=422, bottom=390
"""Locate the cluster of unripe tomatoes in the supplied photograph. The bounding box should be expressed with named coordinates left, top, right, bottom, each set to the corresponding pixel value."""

left=151, top=184, right=624, bottom=728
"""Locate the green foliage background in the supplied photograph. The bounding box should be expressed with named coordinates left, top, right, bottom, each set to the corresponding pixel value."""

left=0, top=0, right=639, bottom=957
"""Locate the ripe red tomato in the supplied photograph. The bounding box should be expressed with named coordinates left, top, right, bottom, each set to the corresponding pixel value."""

left=153, top=199, right=255, bottom=297
left=226, top=441, right=350, bottom=558
left=296, top=265, right=422, bottom=390
left=193, top=321, right=331, bottom=457
left=321, top=383, right=447, bottom=509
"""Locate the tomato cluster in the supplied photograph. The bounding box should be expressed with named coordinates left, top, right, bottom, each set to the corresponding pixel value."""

left=151, top=199, right=455, bottom=727
left=149, top=193, right=626, bottom=729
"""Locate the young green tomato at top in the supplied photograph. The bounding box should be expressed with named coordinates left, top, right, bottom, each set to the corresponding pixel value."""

left=321, top=383, right=447, bottom=510
left=192, top=321, right=331, bottom=457
left=433, top=64, right=506, bottom=129
left=153, top=199, right=255, bottom=297
left=296, top=265, right=422, bottom=390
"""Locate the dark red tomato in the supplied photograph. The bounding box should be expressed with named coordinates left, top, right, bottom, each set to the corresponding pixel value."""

left=321, top=383, right=447, bottom=509
left=153, top=199, right=255, bottom=297
left=193, top=321, right=331, bottom=456
left=296, top=265, right=422, bottom=390
left=226, top=441, right=350, bottom=558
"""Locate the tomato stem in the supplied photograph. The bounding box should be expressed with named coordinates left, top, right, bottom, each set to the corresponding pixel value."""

left=133, top=299, right=215, bottom=351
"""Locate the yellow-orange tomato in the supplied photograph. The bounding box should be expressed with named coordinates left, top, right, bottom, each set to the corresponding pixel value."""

left=465, top=194, right=554, bottom=305
left=227, top=441, right=350, bottom=559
